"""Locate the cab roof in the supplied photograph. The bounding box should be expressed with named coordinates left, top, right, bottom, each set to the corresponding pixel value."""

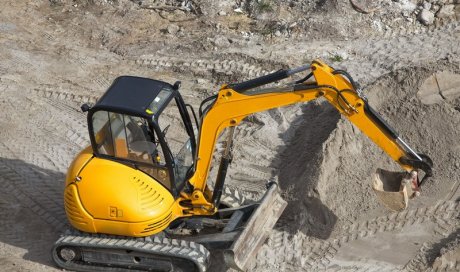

left=92, top=76, right=175, bottom=118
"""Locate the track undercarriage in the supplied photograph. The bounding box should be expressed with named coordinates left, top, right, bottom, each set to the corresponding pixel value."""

left=53, top=232, right=209, bottom=272
left=52, top=183, right=286, bottom=272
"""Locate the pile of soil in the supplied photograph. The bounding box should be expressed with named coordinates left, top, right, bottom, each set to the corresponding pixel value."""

left=271, top=62, right=460, bottom=238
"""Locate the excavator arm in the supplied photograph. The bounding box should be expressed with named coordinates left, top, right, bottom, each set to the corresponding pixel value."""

left=189, top=60, right=432, bottom=209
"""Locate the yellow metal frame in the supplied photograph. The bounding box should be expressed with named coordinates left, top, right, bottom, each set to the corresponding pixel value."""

left=189, top=60, right=412, bottom=194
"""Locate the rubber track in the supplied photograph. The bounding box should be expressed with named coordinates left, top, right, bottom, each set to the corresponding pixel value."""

left=52, top=232, right=210, bottom=272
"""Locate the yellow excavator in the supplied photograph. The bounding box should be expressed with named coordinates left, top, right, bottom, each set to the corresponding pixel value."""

left=52, top=60, right=432, bottom=271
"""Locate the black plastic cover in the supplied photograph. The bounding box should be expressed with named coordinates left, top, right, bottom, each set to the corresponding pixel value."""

left=92, top=76, right=174, bottom=118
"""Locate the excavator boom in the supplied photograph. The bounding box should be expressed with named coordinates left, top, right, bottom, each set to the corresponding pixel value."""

left=191, top=60, right=431, bottom=194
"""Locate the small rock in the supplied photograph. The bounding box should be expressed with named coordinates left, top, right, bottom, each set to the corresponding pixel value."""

left=218, top=11, right=227, bottom=16
left=335, top=50, right=349, bottom=61
left=167, top=24, right=180, bottom=34
left=234, top=8, right=243, bottom=14
left=431, top=4, right=440, bottom=12
left=436, top=4, right=455, bottom=18
left=274, top=30, right=281, bottom=37
left=196, top=78, right=206, bottom=84
left=228, top=22, right=239, bottom=30
left=423, top=2, right=431, bottom=10
left=212, top=36, right=230, bottom=47
left=417, top=74, right=444, bottom=105
left=418, top=9, right=435, bottom=25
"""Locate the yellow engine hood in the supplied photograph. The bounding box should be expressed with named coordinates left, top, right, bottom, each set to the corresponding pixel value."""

left=75, top=157, right=175, bottom=223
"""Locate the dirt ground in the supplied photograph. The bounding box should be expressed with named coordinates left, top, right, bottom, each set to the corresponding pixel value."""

left=0, top=0, right=459, bottom=271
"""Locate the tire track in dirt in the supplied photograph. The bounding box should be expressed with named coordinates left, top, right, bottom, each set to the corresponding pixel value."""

left=0, top=142, right=67, bottom=221
left=0, top=88, right=91, bottom=233
left=33, top=88, right=99, bottom=105
left=405, top=228, right=460, bottom=272
left=250, top=200, right=459, bottom=271
left=0, top=89, right=84, bottom=265
left=342, top=21, right=460, bottom=82
left=28, top=90, right=91, bottom=150
left=0, top=89, right=80, bottom=167
left=0, top=159, right=67, bottom=232
left=132, top=53, right=283, bottom=84
left=445, top=179, right=460, bottom=202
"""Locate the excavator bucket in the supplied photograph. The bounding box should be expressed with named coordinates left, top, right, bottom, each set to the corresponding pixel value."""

left=223, top=182, right=287, bottom=271
left=372, top=168, right=419, bottom=211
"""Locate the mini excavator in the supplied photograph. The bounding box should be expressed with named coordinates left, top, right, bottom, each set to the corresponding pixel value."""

left=52, top=60, right=432, bottom=271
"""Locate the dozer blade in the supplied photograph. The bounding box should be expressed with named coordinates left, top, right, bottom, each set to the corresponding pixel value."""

left=223, top=182, right=287, bottom=271
left=372, top=168, right=419, bottom=211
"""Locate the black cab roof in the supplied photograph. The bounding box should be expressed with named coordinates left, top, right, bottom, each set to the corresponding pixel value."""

left=92, top=76, right=175, bottom=118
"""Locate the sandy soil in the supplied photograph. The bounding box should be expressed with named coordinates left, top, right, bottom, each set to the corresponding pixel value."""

left=0, top=0, right=459, bottom=271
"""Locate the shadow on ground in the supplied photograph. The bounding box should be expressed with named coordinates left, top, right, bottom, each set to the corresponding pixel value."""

left=272, top=101, right=340, bottom=239
left=0, top=157, right=67, bottom=269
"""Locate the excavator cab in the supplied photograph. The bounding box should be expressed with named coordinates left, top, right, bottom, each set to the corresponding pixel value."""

left=83, top=76, right=197, bottom=197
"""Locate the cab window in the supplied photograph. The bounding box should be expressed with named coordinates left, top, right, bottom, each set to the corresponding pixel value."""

left=157, top=98, right=194, bottom=189
left=91, top=110, right=171, bottom=189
